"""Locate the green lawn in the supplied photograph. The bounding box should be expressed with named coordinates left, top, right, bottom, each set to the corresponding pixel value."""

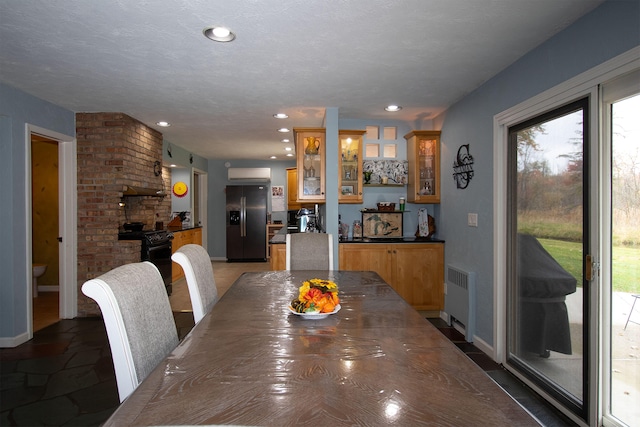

left=538, top=238, right=640, bottom=293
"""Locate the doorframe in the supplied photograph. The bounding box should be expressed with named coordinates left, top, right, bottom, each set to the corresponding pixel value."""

left=493, top=47, right=640, bottom=426
left=192, top=167, right=208, bottom=250
left=25, top=124, right=77, bottom=336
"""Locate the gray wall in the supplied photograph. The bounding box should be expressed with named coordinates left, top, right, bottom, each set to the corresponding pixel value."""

left=0, top=82, right=76, bottom=340
left=435, top=0, right=640, bottom=345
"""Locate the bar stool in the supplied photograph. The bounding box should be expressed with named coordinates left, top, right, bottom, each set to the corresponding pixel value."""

left=624, top=295, right=640, bottom=330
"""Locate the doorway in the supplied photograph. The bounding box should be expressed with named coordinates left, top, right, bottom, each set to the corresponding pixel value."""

left=25, top=124, right=77, bottom=339
left=31, top=134, right=60, bottom=330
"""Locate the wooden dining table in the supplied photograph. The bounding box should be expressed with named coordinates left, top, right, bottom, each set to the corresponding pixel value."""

left=103, top=270, right=538, bottom=426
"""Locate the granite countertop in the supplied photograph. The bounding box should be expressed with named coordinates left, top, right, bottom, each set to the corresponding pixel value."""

left=269, top=226, right=443, bottom=244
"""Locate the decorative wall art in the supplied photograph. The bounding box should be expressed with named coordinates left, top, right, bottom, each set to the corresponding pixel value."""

left=362, top=160, right=408, bottom=185
left=362, top=212, right=403, bottom=238
left=452, top=144, right=474, bottom=189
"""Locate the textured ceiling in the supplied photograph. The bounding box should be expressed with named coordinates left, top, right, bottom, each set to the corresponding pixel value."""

left=0, top=0, right=605, bottom=162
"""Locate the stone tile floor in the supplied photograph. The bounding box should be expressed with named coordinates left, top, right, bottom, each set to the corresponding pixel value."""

left=0, top=313, right=195, bottom=426
left=1, top=313, right=576, bottom=426
left=427, top=318, right=577, bottom=427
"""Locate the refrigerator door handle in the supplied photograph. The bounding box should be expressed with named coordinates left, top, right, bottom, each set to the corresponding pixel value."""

left=240, top=196, right=246, bottom=237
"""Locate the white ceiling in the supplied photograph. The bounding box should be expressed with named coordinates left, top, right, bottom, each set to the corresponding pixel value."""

left=0, top=0, right=605, bottom=161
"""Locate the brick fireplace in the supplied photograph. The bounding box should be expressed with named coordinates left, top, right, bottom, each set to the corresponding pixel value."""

left=76, top=113, right=171, bottom=315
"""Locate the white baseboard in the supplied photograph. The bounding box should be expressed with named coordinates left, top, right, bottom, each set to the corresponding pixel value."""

left=441, top=310, right=496, bottom=362
left=0, top=331, right=30, bottom=348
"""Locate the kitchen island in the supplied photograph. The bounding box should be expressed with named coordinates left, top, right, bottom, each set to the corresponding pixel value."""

left=270, top=229, right=444, bottom=313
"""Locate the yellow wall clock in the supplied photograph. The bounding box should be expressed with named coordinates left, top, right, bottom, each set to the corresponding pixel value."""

left=172, top=181, right=188, bottom=197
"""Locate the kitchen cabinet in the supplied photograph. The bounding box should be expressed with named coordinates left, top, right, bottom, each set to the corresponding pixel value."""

left=171, top=227, right=203, bottom=282
left=270, top=244, right=286, bottom=270
left=286, top=167, right=302, bottom=210
left=266, top=224, right=284, bottom=259
left=338, top=130, right=365, bottom=204
left=295, top=128, right=325, bottom=203
left=404, top=130, right=441, bottom=204
left=339, top=242, right=444, bottom=312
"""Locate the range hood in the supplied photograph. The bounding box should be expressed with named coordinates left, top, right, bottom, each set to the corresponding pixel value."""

left=227, top=168, right=271, bottom=182
left=121, top=185, right=166, bottom=197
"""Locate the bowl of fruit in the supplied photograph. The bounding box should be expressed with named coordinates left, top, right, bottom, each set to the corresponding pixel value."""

left=289, top=278, right=340, bottom=319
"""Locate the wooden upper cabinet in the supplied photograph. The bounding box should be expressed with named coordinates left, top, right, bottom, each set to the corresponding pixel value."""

left=286, top=167, right=302, bottom=210
left=295, top=128, right=325, bottom=203
left=405, top=130, right=441, bottom=204
left=338, top=130, right=365, bottom=204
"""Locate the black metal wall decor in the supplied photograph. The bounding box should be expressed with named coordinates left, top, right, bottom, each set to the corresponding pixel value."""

left=453, top=144, right=474, bottom=189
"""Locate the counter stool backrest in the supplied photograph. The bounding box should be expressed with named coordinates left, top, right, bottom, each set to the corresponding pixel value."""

left=171, top=244, right=219, bottom=324
left=286, top=233, right=334, bottom=270
left=82, top=261, right=179, bottom=402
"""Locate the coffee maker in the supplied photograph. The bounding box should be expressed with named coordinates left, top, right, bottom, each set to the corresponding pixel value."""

left=296, top=204, right=321, bottom=232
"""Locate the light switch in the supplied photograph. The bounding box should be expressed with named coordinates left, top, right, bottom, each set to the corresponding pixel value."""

left=468, top=213, right=478, bottom=227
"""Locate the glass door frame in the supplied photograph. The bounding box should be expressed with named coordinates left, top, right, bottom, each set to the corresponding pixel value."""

left=494, top=48, right=639, bottom=426
left=600, top=69, right=640, bottom=427
left=506, top=96, right=591, bottom=421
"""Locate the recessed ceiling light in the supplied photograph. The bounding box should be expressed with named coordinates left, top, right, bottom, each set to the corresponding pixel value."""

left=270, top=155, right=277, bottom=159
left=273, top=113, right=288, bottom=119
left=285, top=147, right=292, bottom=151
left=203, top=26, right=236, bottom=42
left=286, top=153, right=294, bottom=157
left=278, top=128, right=290, bottom=133
left=281, top=139, right=290, bottom=143
left=385, top=105, right=402, bottom=112
left=170, top=164, right=177, bottom=168
left=156, top=121, right=171, bottom=127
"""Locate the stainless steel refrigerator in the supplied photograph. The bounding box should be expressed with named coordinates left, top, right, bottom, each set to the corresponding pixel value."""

left=226, top=185, right=268, bottom=261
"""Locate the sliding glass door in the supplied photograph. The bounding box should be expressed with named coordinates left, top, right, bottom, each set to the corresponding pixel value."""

left=506, top=98, right=590, bottom=420
left=602, top=71, right=640, bottom=427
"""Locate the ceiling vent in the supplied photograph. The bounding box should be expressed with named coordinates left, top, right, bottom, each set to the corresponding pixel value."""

left=227, top=168, right=271, bottom=182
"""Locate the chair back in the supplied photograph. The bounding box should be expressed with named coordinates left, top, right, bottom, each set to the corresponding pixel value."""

left=171, top=244, right=219, bottom=324
left=286, top=233, right=334, bottom=270
left=82, top=261, right=179, bottom=402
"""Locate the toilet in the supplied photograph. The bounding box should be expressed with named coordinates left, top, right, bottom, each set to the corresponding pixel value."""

left=32, top=264, right=47, bottom=297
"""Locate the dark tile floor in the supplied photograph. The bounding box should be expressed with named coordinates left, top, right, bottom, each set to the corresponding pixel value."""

left=0, top=313, right=195, bottom=427
left=427, top=318, right=577, bottom=427
left=1, top=315, right=575, bottom=426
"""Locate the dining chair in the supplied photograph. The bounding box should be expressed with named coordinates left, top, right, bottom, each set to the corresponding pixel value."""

left=171, top=244, right=219, bottom=324
left=286, top=232, right=334, bottom=270
left=82, top=261, right=179, bottom=402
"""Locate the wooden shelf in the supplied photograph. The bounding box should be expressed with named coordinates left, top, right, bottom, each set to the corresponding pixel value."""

left=363, top=184, right=405, bottom=187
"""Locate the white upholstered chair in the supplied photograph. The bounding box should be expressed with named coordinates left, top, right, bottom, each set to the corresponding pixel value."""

left=82, top=261, right=179, bottom=402
left=171, top=244, right=219, bottom=324
left=286, top=233, right=334, bottom=270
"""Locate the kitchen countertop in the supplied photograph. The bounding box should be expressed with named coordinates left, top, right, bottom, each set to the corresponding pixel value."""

left=269, top=227, right=443, bottom=244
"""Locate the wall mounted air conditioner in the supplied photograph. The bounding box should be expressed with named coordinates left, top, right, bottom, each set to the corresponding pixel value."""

left=227, top=168, right=271, bottom=182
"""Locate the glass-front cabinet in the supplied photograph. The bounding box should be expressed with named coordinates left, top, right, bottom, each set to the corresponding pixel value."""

left=404, top=130, right=441, bottom=203
left=294, top=128, right=325, bottom=203
left=338, top=130, right=365, bottom=203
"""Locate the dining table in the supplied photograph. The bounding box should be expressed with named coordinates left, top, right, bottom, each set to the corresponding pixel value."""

left=103, top=270, right=539, bottom=426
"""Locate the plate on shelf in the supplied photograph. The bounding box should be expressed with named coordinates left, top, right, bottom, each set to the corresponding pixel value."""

left=288, top=304, right=341, bottom=319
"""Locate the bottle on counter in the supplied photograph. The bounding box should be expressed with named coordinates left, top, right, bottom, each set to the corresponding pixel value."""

left=352, top=220, right=362, bottom=239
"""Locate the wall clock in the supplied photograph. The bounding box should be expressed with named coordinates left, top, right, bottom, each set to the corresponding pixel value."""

left=172, top=181, right=188, bottom=197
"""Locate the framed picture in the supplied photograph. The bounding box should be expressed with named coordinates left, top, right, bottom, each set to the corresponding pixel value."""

left=341, top=185, right=354, bottom=195
left=362, top=212, right=402, bottom=238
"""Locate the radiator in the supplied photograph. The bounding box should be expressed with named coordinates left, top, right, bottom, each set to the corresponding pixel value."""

left=445, top=265, right=476, bottom=342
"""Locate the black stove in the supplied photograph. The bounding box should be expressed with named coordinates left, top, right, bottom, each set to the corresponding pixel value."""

left=118, top=229, right=174, bottom=295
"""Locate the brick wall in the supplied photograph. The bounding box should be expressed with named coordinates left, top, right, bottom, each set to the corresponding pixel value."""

left=76, top=113, right=172, bottom=315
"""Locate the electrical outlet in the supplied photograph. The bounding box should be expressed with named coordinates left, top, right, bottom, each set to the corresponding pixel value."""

left=468, top=213, right=478, bottom=227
